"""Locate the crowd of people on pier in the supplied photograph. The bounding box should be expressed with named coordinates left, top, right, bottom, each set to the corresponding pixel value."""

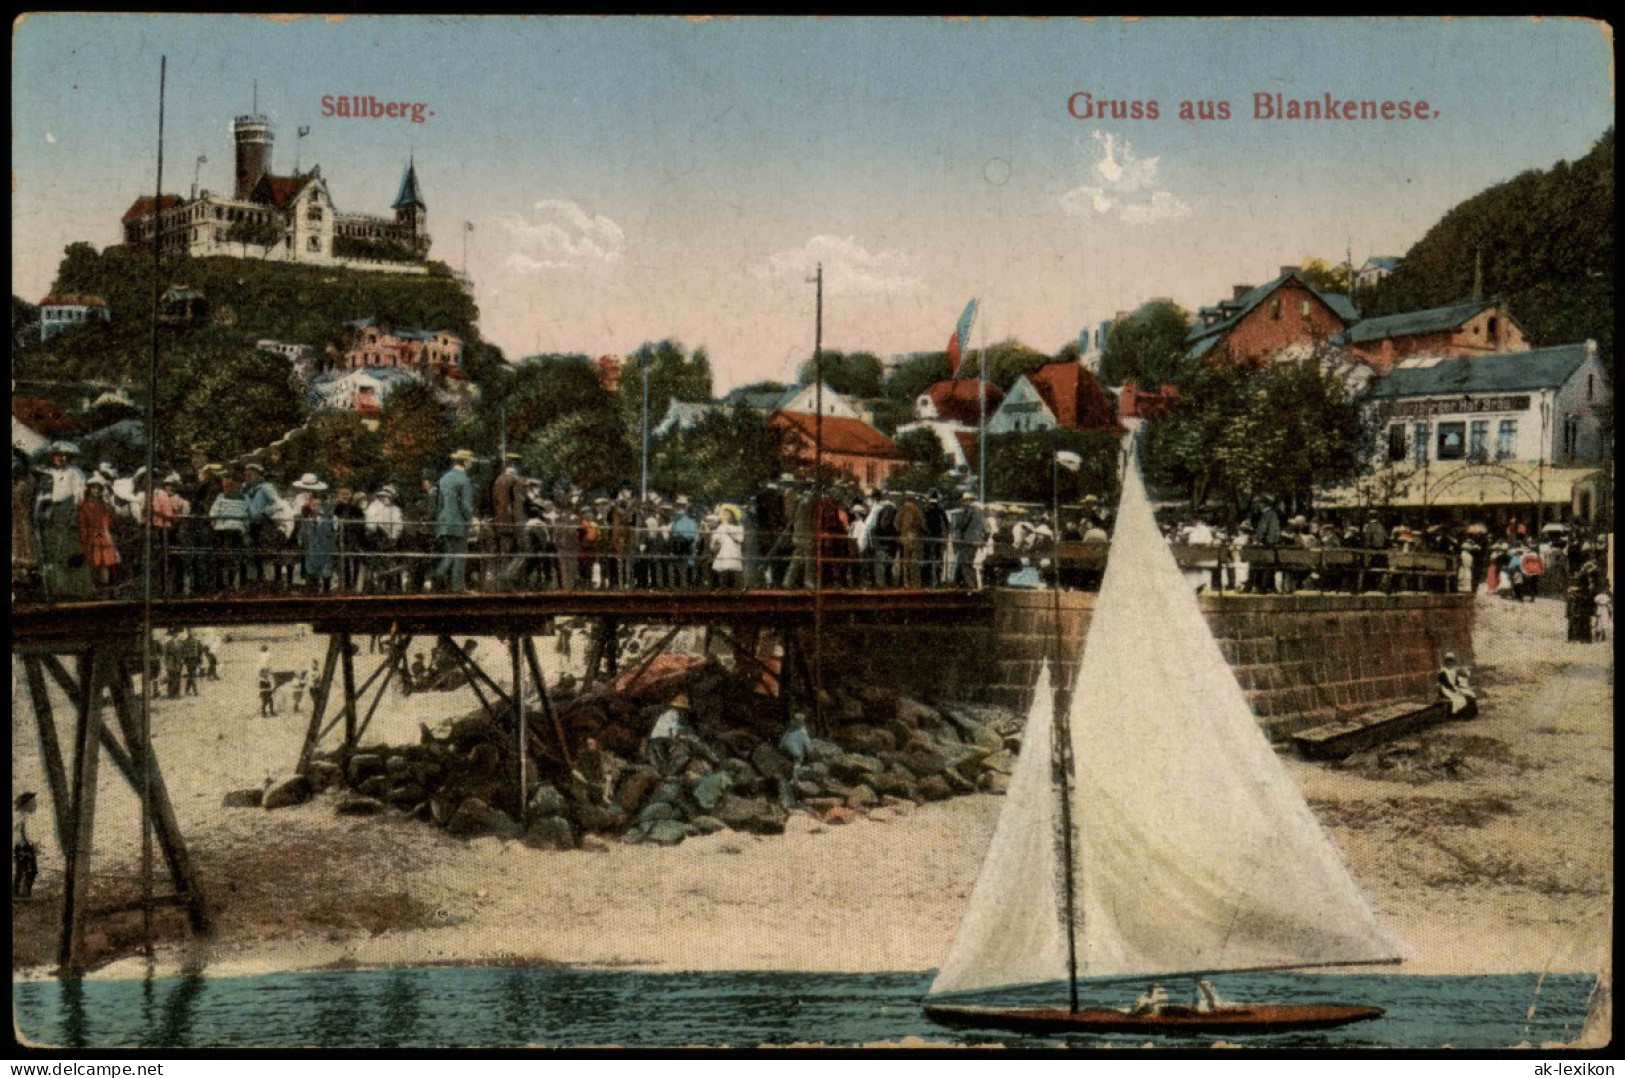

left=13, top=441, right=1021, bottom=599
left=1158, top=505, right=1608, bottom=602
left=12, top=441, right=1609, bottom=617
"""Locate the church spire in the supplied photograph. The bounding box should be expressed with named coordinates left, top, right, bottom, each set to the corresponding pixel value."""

left=392, top=156, right=425, bottom=210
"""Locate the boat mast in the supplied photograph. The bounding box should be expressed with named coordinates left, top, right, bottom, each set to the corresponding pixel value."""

left=1050, top=451, right=1081, bottom=1014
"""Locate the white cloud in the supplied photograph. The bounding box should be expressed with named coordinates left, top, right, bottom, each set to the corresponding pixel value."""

left=491, top=198, right=626, bottom=272
left=1061, top=131, right=1190, bottom=226
left=753, top=235, right=921, bottom=296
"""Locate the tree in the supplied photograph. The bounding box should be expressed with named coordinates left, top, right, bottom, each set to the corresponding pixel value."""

left=1362, top=127, right=1613, bottom=369
left=1142, top=347, right=1375, bottom=524
left=151, top=330, right=307, bottom=462
left=984, top=429, right=1121, bottom=504
left=621, top=339, right=713, bottom=433
left=1298, top=256, right=1352, bottom=294
left=955, top=338, right=1051, bottom=391
left=864, top=397, right=914, bottom=437
left=883, top=352, right=950, bottom=403
left=284, top=411, right=387, bottom=494
left=226, top=217, right=284, bottom=260
left=520, top=410, right=636, bottom=494
left=380, top=381, right=454, bottom=483
left=649, top=405, right=784, bottom=502
left=797, top=350, right=883, bottom=398
left=885, top=428, right=952, bottom=492
left=11, top=295, right=39, bottom=352
left=41, top=243, right=485, bottom=384
left=730, top=379, right=786, bottom=398
left=487, top=354, right=616, bottom=448
left=458, top=339, right=509, bottom=390
left=1100, top=299, right=1191, bottom=387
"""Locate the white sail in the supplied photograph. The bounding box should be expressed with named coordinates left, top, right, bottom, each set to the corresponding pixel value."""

left=1066, top=423, right=1405, bottom=979
left=929, top=660, right=1070, bottom=996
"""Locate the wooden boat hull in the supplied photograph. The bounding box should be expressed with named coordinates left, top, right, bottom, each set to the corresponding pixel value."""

left=923, top=1002, right=1384, bottom=1037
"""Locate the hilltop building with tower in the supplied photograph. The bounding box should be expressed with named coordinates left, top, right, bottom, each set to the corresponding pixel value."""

left=120, top=104, right=432, bottom=275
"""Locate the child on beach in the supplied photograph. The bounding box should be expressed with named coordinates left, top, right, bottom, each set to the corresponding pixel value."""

left=257, top=645, right=277, bottom=716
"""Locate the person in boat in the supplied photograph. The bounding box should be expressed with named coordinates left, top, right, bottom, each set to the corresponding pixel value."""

left=1437, top=651, right=1477, bottom=718
left=1128, top=983, right=1169, bottom=1016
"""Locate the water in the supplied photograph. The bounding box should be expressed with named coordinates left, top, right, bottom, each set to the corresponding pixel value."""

left=12, top=968, right=1595, bottom=1049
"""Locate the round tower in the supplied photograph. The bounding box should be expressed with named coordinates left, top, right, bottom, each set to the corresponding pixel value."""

left=233, top=113, right=274, bottom=199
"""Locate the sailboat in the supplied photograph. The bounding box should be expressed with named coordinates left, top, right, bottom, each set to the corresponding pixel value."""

left=924, top=422, right=1404, bottom=1036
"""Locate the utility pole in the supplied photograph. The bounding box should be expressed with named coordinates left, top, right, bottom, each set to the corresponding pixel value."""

left=137, top=52, right=168, bottom=965
left=812, top=263, right=824, bottom=486
left=977, top=315, right=988, bottom=504
left=640, top=351, right=651, bottom=501
left=807, top=263, right=825, bottom=725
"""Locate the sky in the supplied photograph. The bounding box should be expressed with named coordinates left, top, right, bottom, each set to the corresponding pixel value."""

left=11, top=15, right=1614, bottom=391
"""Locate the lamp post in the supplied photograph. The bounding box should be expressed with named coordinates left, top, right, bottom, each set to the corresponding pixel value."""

left=1538, top=395, right=1551, bottom=532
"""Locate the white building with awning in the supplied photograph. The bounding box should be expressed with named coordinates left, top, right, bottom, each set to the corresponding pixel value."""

left=1321, top=459, right=1608, bottom=526
left=1364, top=340, right=1609, bottom=468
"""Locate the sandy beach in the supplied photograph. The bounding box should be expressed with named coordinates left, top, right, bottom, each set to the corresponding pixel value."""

left=10, top=593, right=1612, bottom=982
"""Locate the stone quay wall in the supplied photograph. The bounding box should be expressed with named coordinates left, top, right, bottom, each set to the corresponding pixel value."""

left=823, top=590, right=1475, bottom=739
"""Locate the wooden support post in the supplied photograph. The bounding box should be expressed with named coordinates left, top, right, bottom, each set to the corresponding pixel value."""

left=617, top=625, right=682, bottom=694
left=456, top=646, right=514, bottom=709
left=522, top=636, right=572, bottom=767
left=435, top=634, right=510, bottom=715
left=105, top=657, right=208, bottom=933
left=438, top=634, right=499, bottom=719
left=297, top=635, right=342, bottom=774
left=347, top=656, right=393, bottom=709
left=354, top=635, right=411, bottom=746
left=20, top=656, right=73, bottom=858
left=604, top=617, right=619, bottom=679
left=339, top=632, right=359, bottom=751
left=711, top=626, right=779, bottom=692
left=511, top=636, right=526, bottom=817
left=41, top=653, right=140, bottom=786
left=59, top=650, right=105, bottom=974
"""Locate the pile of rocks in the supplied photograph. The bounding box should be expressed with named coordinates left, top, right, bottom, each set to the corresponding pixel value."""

left=232, top=665, right=1026, bottom=850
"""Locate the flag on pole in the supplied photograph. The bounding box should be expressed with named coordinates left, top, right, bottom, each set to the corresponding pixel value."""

left=465, top=220, right=475, bottom=232
left=297, top=125, right=311, bottom=138
left=946, top=298, right=979, bottom=377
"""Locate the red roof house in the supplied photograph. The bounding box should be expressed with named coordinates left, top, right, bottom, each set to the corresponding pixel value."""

left=770, top=410, right=910, bottom=490
left=121, top=194, right=184, bottom=223
left=1027, top=361, right=1123, bottom=432
left=13, top=397, right=84, bottom=439
left=918, top=378, right=1004, bottom=425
